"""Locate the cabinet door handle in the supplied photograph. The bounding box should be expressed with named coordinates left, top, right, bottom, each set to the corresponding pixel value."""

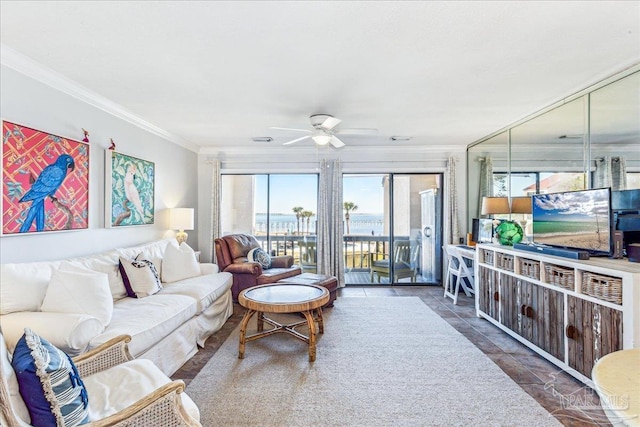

left=493, top=291, right=500, bottom=301
left=565, top=325, right=578, bottom=339
left=520, top=304, right=534, bottom=318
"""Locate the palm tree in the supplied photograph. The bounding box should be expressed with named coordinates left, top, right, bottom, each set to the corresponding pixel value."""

left=344, top=202, right=358, bottom=235
left=292, top=206, right=304, bottom=235
left=302, top=210, right=314, bottom=235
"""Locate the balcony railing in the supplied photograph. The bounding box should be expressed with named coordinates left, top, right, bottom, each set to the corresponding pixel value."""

left=254, top=234, right=408, bottom=270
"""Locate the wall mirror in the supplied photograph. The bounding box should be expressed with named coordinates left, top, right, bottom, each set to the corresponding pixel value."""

left=590, top=71, right=640, bottom=190
left=467, top=67, right=640, bottom=230
left=467, top=131, right=508, bottom=224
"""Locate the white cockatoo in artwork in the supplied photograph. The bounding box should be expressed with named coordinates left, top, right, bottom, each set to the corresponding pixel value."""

left=124, top=164, right=144, bottom=217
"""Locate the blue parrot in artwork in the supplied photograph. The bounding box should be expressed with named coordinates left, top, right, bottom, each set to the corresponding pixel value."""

left=19, top=154, right=75, bottom=233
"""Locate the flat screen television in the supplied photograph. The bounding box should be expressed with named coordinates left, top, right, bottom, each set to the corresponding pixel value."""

left=532, top=188, right=612, bottom=256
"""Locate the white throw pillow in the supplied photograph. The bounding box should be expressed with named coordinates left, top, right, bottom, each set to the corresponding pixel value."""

left=40, top=262, right=113, bottom=328
left=74, top=250, right=128, bottom=300
left=118, top=257, right=162, bottom=298
left=162, top=243, right=200, bottom=283
left=0, top=261, right=58, bottom=315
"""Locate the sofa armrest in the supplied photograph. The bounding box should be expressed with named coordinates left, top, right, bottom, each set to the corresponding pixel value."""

left=86, top=381, right=201, bottom=427
left=73, top=335, right=134, bottom=378
left=199, top=263, right=219, bottom=275
left=224, top=262, right=262, bottom=276
left=271, top=255, right=293, bottom=268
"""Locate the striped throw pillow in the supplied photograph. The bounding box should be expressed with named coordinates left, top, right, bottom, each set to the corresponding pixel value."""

left=11, top=328, right=89, bottom=426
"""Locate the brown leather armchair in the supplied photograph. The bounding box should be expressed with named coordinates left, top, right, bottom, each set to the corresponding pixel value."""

left=215, top=234, right=302, bottom=300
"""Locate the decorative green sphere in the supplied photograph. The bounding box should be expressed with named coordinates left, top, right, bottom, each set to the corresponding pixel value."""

left=495, top=220, right=524, bottom=246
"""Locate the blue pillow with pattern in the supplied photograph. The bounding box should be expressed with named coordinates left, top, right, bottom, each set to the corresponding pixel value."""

left=247, top=247, right=272, bottom=269
left=11, top=328, right=89, bottom=426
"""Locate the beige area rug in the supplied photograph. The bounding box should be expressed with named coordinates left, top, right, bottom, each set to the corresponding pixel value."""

left=186, top=297, right=561, bottom=427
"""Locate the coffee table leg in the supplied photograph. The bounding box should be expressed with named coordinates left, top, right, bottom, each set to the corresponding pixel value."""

left=239, top=309, right=256, bottom=359
left=257, top=311, right=265, bottom=332
left=316, top=307, right=324, bottom=334
left=302, top=310, right=317, bottom=362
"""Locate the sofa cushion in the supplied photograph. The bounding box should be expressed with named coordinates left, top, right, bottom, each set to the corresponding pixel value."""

left=161, top=242, right=200, bottom=283
left=0, top=261, right=60, bottom=315
left=159, top=272, right=233, bottom=314
left=1, top=312, right=104, bottom=356
left=40, top=263, right=113, bottom=328
left=257, top=267, right=302, bottom=284
left=12, top=328, right=89, bottom=427
left=90, top=294, right=197, bottom=357
left=83, top=358, right=199, bottom=422
left=118, top=257, right=162, bottom=298
left=247, top=247, right=272, bottom=269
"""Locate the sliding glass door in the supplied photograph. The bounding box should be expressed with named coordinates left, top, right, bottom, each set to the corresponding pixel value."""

left=220, top=174, right=318, bottom=261
left=343, top=173, right=442, bottom=286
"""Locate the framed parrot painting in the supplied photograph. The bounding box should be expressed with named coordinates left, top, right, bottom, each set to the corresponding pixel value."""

left=1, top=120, right=90, bottom=235
left=105, top=150, right=155, bottom=227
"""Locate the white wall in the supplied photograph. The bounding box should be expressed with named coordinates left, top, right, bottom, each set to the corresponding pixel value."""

left=0, top=66, right=198, bottom=263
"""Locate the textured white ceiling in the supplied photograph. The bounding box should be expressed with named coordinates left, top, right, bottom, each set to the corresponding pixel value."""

left=1, top=1, right=639, bottom=152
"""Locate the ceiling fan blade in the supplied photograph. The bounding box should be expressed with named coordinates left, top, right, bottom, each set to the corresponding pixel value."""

left=330, top=136, right=346, bottom=148
left=321, top=116, right=342, bottom=130
left=335, top=128, right=378, bottom=136
left=270, top=127, right=311, bottom=133
left=283, top=135, right=311, bottom=146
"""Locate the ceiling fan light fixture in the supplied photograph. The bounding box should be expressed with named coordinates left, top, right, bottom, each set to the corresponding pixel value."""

left=312, top=134, right=332, bottom=145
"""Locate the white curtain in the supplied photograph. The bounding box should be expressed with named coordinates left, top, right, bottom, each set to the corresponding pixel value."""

left=478, top=156, right=493, bottom=216
left=318, top=159, right=345, bottom=287
left=209, top=159, right=221, bottom=263
left=445, top=157, right=460, bottom=245
left=594, top=156, right=627, bottom=190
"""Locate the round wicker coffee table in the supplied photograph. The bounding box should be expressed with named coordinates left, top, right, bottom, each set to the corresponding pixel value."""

left=238, top=283, right=329, bottom=362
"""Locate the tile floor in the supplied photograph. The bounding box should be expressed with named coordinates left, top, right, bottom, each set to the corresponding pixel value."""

left=173, top=286, right=612, bottom=427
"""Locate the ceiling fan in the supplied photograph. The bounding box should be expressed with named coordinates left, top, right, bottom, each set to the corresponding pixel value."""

left=271, top=114, right=377, bottom=148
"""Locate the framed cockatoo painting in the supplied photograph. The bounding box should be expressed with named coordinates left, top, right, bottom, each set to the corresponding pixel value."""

left=1, top=120, right=90, bottom=235
left=105, top=150, right=154, bottom=227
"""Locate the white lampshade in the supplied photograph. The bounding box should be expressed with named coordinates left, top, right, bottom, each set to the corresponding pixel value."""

left=169, top=208, right=194, bottom=231
left=510, top=197, right=532, bottom=214
left=481, top=197, right=510, bottom=215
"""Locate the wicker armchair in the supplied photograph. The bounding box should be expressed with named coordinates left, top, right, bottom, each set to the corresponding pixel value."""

left=1, top=334, right=202, bottom=427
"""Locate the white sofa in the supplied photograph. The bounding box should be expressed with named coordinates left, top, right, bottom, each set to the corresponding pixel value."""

left=0, top=239, right=233, bottom=376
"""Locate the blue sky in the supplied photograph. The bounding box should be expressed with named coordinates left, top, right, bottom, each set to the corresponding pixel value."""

left=532, top=188, right=610, bottom=221
left=254, top=174, right=384, bottom=214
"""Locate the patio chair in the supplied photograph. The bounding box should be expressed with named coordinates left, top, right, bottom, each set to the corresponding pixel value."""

left=369, top=240, right=419, bottom=283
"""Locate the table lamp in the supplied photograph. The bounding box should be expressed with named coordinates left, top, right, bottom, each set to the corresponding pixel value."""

left=169, top=208, right=194, bottom=245
left=481, top=197, right=510, bottom=216
left=510, top=197, right=532, bottom=214
left=510, top=196, right=533, bottom=241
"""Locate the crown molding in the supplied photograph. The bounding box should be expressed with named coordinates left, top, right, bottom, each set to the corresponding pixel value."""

left=1, top=44, right=198, bottom=153
left=198, top=143, right=465, bottom=156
